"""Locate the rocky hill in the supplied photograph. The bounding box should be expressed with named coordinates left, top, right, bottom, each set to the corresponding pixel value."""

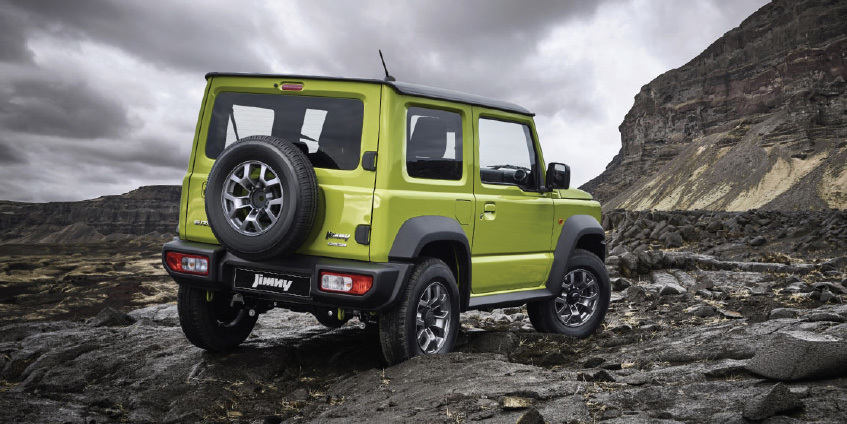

left=581, top=0, right=847, bottom=211
left=0, top=185, right=180, bottom=244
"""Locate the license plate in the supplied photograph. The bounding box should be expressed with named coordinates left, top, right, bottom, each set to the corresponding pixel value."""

left=233, top=268, right=311, bottom=297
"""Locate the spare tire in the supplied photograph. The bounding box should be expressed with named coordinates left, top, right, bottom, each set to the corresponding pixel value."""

left=205, top=135, right=317, bottom=261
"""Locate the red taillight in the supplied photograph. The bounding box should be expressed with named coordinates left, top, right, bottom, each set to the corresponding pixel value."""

left=165, top=252, right=209, bottom=276
left=280, top=82, right=304, bottom=91
left=319, top=271, right=373, bottom=295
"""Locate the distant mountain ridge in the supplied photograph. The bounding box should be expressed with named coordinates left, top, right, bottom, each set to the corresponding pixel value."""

left=0, top=185, right=180, bottom=244
left=581, top=0, right=847, bottom=211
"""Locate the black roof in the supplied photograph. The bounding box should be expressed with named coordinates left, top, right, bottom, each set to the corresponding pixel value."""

left=205, top=72, right=534, bottom=116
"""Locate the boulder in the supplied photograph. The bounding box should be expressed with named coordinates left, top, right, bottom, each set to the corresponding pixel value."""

left=742, top=383, right=803, bottom=421
left=608, top=244, right=628, bottom=256
left=678, top=225, right=698, bottom=241
left=748, top=236, right=767, bottom=247
left=620, top=252, right=638, bottom=275
left=812, top=282, right=847, bottom=295
left=685, top=304, right=717, bottom=318
left=662, top=232, right=684, bottom=248
left=768, top=308, right=800, bottom=320
left=89, top=307, right=136, bottom=327
left=611, top=277, right=632, bottom=291
left=746, top=331, right=847, bottom=380
left=516, top=408, right=545, bottom=424
left=659, top=283, right=687, bottom=296
left=583, top=357, right=605, bottom=368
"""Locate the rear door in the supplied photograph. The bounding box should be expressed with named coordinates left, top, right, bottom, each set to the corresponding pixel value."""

left=185, top=76, right=380, bottom=261
left=368, top=93, right=475, bottom=263
left=470, top=107, right=554, bottom=294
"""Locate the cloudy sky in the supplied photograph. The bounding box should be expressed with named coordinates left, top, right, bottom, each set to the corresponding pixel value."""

left=0, top=0, right=769, bottom=202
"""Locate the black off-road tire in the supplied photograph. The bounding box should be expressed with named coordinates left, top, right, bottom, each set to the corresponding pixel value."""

left=527, top=249, right=610, bottom=338
left=205, top=135, right=318, bottom=261
left=177, top=286, right=258, bottom=352
left=379, top=258, right=460, bottom=365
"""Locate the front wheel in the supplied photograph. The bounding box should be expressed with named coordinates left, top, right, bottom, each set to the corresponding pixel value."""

left=177, top=286, right=258, bottom=352
left=527, top=249, right=610, bottom=338
left=379, top=258, right=460, bottom=365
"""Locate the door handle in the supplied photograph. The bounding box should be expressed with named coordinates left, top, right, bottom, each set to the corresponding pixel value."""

left=481, top=202, right=496, bottom=220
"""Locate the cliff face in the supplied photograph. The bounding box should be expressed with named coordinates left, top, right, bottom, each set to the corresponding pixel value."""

left=0, top=185, right=180, bottom=243
left=581, top=0, right=847, bottom=211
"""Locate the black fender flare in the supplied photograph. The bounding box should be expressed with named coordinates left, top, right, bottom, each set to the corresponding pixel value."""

left=388, top=216, right=472, bottom=310
left=546, top=215, right=606, bottom=293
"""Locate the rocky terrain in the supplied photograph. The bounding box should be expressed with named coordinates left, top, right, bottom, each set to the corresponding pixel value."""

left=601, top=209, right=847, bottom=274
left=1, top=205, right=846, bottom=423
left=0, top=241, right=173, bottom=325
left=582, top=0, right=847, bottom=211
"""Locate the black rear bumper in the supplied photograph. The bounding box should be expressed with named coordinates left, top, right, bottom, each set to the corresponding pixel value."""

left=162, top=238, right=412, bottom=312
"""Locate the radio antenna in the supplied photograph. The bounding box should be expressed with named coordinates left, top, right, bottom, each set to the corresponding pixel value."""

left=379, top=50, right=396, bottom=82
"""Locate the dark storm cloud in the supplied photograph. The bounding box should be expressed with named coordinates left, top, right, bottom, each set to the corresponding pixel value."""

left=0, top=139, right=24, bottom=164
left=0, top=79, right=134, bottom=139
left=70, top=136, right=190, bottom=171
left=288, top=0, right=614, bottom=109
left=3, top=0, right=270, bottom=72
left=0, top=0, right=770, bottom=202
left=0, top=5, right=32, bottom=62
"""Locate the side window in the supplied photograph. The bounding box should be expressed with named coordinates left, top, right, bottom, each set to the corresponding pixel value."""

left=478, top=118, right=539, bottom=189
left=406, top=107, right=463, bottom=180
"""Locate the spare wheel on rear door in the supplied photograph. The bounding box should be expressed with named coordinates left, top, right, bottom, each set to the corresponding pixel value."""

left=205, top=135, right=317, bottom=261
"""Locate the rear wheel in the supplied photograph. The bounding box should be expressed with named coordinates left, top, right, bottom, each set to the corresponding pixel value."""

left=379, top=258, right=460, bottom=365
left=177, top=286, right=258, bottom=352
left=528, top=249, right=610, bottom=338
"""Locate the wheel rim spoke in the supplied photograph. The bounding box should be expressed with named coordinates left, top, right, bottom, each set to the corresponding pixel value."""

left=555, top=268, right=601, bottom=328
left=415, top=280, right=452, bottom=354
left=581, top=291, right=599, bottom=301
left=222, top=160, right=284, bottom=236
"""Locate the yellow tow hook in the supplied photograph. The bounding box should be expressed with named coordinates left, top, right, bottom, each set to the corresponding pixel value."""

left=206, top=291, right=214, bottom=302
left=337, top=308, right=345, bottom=321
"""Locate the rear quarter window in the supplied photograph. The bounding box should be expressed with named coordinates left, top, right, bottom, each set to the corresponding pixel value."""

left=405, top=107, right=463, bottom=180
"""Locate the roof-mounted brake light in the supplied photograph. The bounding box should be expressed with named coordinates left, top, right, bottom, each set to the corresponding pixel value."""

left=280, top=82, right=303, bottom=91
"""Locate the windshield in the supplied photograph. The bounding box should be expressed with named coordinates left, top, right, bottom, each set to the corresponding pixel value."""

left=205, top=92, right=364, bottom=170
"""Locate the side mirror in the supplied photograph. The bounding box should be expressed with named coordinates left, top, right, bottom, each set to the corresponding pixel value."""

left=546, top=162, right=570, bottom=190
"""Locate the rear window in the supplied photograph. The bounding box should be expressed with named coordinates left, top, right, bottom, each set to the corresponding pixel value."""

left=205, top=92, right=364, bottom=170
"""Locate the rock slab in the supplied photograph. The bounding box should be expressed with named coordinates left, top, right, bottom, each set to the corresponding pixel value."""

left=746, top=331, right=847, bottom=380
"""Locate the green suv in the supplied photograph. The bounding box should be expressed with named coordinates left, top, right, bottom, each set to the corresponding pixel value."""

left=162, top=73, right=609, bottom=364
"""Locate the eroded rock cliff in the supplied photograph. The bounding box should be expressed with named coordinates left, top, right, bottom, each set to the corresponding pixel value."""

left=0, top=185, right=180, bottom=243
left=582, top=0, right=847, bottom=211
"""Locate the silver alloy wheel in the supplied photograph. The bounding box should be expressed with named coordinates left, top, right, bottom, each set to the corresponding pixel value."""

left=221, top=160, right=284, bottom=236
left=554, top=269, right=600, bottom=327
left=415, top=281, right=452, bottom=354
